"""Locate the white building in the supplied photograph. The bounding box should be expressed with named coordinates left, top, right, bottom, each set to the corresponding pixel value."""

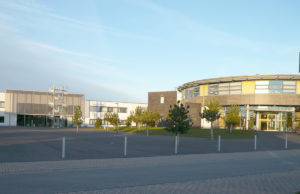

left=0, top=92, right=10, bottom=126
left=84, top=100, right=147, bottom=127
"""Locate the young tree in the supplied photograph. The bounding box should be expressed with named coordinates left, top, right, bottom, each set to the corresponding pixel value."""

left=104, top=112, right=120, bottom=132
left=104, top=112, right=111, bottom=127
left=199, top=99, right=221, bottom=140
left=126, top=113, right=134, bottom=128
left=73, top=106, right=83, bottom=136
left=142, top=108, right=162, bottom=136
left=165, top=101, right=192, bottom=138
left=111, top=112, right=120, bottom=132
left=225, top=105, right=241, bottom=133
left=94, top=117, right=102, bottom=129
left=132, top=106, right=144, bottom=130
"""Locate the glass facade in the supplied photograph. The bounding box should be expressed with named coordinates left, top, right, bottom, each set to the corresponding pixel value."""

left=184, top=80, right=297, bottom=98
left=221, top=105, right=296, bottom=131
left=255, top=80, right=296, bottom=94
left=184, top=86, right=200, bottom=98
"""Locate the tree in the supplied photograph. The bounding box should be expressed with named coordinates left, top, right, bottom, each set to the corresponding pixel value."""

left=94, top=117, right=102, bottom=129
left=104, top=112, right=120, bottom=132
left=111, top=112, right=120, bottom=132
left=199, top=99, right=221, bottom=140
left=126, top=113, right=134, bottom=128
left=165, top=101, right=192, bottom=137
left=225, top=105, right=241, bottom=133
left=142, top=108, right=162, bottom=136
left=73, top=106, right=83, bottom=136
left=132, top=106, right=144, bottom=130
left=104, top=112, right=111, bottom=127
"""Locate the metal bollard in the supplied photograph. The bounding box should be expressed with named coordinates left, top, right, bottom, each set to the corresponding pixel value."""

left=175, top=136, right=178, bottom=154
left=254, top=135, right=257, bottom=151
left=124, top=136, right=127, bottom=156
left=62, top=136, right=66, bottom=159
left=285, top=134, right=288, bottom=149
left=218, top=135, right=221, bottom=152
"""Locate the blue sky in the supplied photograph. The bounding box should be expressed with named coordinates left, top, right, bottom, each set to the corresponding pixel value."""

left=0, top=0, right=300, bottom=103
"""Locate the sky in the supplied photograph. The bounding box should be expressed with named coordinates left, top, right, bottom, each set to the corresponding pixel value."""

left=0, top=0, right=300, bottom=103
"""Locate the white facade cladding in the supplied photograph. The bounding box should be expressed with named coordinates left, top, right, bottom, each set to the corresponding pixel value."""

left=84, top=100, right=147, bottom=127
left=0, top=92, right=11, bottom=126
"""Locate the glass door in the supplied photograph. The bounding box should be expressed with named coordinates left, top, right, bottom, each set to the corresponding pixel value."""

left=267, top=114, right=276, bottom=130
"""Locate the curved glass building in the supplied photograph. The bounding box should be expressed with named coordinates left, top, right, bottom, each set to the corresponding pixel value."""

left=148, top=74, right=300, bottom=131
left=178, top=74, right=300, bottom=131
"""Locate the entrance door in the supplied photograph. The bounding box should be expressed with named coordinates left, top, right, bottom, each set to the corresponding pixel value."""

left=261, top=121, right=267, bottom=130
left=267, top=114, right=276, bottom=130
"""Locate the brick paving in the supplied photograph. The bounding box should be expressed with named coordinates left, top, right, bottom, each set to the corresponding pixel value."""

left=65, top=170, right=300, bottom=194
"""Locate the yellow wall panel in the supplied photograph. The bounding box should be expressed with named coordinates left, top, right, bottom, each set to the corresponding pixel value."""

left=297, top=81, right=300, bottom=94
left=242, top=81, right=255, bottom=94
left=200, top=84, right=208, bottom=96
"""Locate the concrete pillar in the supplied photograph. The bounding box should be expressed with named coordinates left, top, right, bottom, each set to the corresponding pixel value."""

left=246, top=104, right=250, bottom=130
left=256, top=112, right=260, bottom=130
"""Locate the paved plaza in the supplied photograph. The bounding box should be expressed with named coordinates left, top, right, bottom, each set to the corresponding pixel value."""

left=0, top=127, right=300, bottom=193
left=0, top=149, right=299, bottom=193
left=0, top=127, right=300, bottom=162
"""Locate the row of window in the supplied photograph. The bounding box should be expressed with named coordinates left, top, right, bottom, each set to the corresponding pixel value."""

left=184, top=80, right=297, bottom=98
left=209, top=82, right=242, bottom=96
left=89, top=119, right=126, bottom=125
left=90, top=106, right=127, bottom=113
left=255, top=81, right=296, bottom=94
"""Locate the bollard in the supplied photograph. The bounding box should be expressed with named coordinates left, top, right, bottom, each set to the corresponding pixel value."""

left=62, top=136, right=65, bottom=159
left=254, top=135, right=257, bottom=151
left=175, top=136, right=178, bottom=154
left=124, top=136, right=127, bottom=156
left=218, top=135, right=221, bottom=152
left=285, top=134, right=288, bottom=149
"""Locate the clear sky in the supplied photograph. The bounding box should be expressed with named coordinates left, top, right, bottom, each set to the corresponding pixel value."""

left=0, top=0, right=300, bottom=103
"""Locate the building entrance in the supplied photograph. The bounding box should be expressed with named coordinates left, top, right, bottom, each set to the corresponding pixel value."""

left=258, top=111, right=292, bottom=131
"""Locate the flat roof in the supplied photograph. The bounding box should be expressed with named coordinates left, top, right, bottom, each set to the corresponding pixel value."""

left=179, top=74, right=300, bottom=90
left=5, top=89, right=84, bottom=97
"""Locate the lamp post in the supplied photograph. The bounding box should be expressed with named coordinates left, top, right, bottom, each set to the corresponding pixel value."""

left=116, top=102, right=119, bottom=133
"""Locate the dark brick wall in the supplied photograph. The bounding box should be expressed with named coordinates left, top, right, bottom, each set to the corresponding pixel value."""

left=184, top=102, right=202, bottom=127
left=148, top=91, right=177, bottom=119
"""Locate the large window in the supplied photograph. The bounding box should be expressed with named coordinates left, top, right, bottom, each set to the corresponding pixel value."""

left=90, top=106, right=128, bottom=113
left=255, top=80, right=296, bottom=94
left=119, top=108, right=127, bottom=113
left=90, top=106, right=101, bottom=112
left=0, top=101, right=4, bottom=108
left=89, top=119, right=97, bottom=125
left=208, top=82, right=241, bottom=96
left=107, top=107, right=114, bottom=112
left=184, top=86, right=200, bottom=98
left=208, top=84, right=219, bottom=96
left=0, top=116, right=4, bottom=123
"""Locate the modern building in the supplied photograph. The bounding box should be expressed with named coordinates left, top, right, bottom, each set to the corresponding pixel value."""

left=0, top=88, right=85, bottom=127
left=149, top=74, right=300, bottom=131
left=84, top=100, right=147, bottom=127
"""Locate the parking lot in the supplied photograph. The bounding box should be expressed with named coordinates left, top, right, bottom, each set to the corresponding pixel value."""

left=0, top=127, right=300, bottom=162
